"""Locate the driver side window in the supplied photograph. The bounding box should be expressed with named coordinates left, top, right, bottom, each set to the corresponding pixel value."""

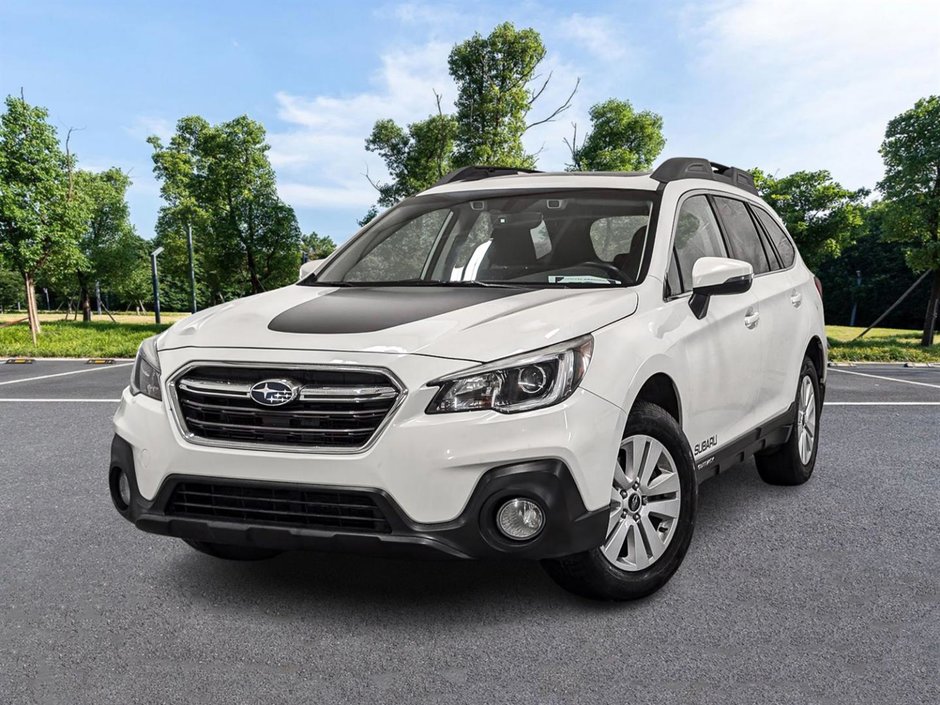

left=668, top=195, right=727, bottom=294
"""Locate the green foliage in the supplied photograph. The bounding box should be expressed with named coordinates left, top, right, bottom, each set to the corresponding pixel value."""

left=365, top=114, right=458, bottom=206
left=357, top=206, right=379, bottom=228
left=569, top=99, right=665, bottom=172
left=753, top=168, right=867, bottom=271
left=0, top=96, right=88, bottom=278
left=0, top=266, right=21, bottom=309
left=149, top=115, right=302, bottom=304
left=365, top=23, right=577, bottom=209
left=877, top=96, right=940, bottom=346
left=449, top=22, right=548, bottom=168
left=878, top=95, right=940, bottom=273
left=815, top=203, right=925, bottom=329
left=48, top=168, right=151, bottom=317
left=303, top=231, right=336, bottom=259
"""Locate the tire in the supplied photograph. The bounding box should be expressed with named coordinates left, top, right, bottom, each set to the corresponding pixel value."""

left=755, top=356, right=820, bottom=486
left=183, top=539, right=282, bottom=561
left=542, top=401, right=697, bottom=601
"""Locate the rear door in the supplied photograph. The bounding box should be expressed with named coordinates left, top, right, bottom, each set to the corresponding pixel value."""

left=712, top=196, right=799, bottom=424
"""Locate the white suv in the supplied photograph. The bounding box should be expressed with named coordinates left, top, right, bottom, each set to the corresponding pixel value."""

left=110, top=157, right=826, bottom=600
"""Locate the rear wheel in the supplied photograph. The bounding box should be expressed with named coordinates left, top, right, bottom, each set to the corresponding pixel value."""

left=542, top=401, right=697, bottom=600
left=183, top=539, right=281, bottom=561
left=755, top=356, right=820, bottom=486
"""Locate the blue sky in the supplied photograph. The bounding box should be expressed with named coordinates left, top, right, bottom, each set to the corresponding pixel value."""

left=2, top=0, right=938, bottom=244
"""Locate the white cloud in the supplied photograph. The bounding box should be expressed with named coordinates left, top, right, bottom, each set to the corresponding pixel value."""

left=123, top=115, right=174, bottom=143
left=268, top=40, right=453, bottom=211
left=560, top=13, right=631, bottom=62
left=679, top=0, right=940, bottom=188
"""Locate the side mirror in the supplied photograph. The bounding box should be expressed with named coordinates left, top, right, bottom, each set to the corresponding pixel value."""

left=689, top=257, right=753, bottom=319
left=298, top=259, right=325, bottom=281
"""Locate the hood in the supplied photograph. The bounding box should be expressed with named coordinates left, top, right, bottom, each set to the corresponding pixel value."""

left=158, top=284, right=638, bottom=363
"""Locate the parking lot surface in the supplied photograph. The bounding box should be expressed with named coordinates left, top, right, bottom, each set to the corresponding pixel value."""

left=1, top=361, right=937, bottom=704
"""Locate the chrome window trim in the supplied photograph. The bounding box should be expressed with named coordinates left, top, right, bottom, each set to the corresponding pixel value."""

left=166, top=360, right=408, bottom=455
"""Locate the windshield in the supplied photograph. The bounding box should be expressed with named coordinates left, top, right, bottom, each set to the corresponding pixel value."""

left=306, top=189, right=658, bottom=288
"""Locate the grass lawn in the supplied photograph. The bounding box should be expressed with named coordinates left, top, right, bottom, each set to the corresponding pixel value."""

left=0, top=317, right=176, bottom=358
left=826, top=325, right=939, bottom=363
left=1, top=312, right=937, bottom=362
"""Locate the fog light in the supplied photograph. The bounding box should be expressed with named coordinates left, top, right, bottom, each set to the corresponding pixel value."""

left=118, top=471, right=131, bottom=507
left=496, top=498, right=545, bottom=540
left=110, top=466, right=132, bottom=512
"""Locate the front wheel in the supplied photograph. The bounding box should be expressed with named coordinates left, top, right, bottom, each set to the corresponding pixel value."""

left=542, top=401, right=697, bottom=601
left=755, top=356, right=821, bottom=486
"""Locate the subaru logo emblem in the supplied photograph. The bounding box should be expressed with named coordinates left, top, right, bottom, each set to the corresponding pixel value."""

left=249, top=379, right=299, bottom=407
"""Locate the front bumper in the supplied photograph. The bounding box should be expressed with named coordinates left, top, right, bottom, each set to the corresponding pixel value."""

left=114, top=348, right=626, bottom=524
left=110, top=435, right=607, bottom=560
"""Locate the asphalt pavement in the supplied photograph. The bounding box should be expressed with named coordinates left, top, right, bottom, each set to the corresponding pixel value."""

left=0, top=361, right=937, bottom=704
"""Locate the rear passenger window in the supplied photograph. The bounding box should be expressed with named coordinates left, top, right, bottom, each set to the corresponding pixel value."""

left=753, top=207, right=796, bottom=268
left=670, top=195, right=727, bottom=294
left=712, top=197, right=771, bottom=274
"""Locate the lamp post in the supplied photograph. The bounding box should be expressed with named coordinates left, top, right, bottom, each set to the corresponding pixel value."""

left=151, top=246, right=164, bottom=325
left=186, top=222, right=197, bottom=314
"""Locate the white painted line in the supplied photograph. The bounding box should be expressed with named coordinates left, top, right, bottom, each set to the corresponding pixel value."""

left=0, top=398, right=120, bottom=402
left=0, top=363, right=131, bottom=387
left=825, top=401, right=940, bottom=406
left=827, top=367, right=940, bottom=390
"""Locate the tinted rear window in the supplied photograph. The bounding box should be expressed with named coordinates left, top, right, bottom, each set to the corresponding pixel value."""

left=712, top=197, right=771, bottom=274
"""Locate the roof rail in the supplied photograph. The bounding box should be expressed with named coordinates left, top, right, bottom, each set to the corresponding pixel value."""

left=650, top=157, right=758, bottom=195
left=432, top=165, right=542, bottom=188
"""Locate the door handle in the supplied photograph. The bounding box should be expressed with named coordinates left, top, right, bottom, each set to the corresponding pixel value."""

left=790, top=291, right=803, bottom=308
left=744, top=308, right=760, bottom=329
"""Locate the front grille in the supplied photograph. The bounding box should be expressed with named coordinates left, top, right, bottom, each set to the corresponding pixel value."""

left=172, top=365, right=402, bottom=451
left=166, top=481, right=392, bottom=533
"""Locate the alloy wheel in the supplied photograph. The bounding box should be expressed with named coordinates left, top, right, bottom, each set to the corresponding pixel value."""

left=797, top=375, right=817, bottom=465
left=602, top=434, right=682, bottom=572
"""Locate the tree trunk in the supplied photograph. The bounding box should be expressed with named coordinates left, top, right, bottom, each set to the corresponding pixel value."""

left=921, top=268, right=940, bottom=347
left=245, top=248, right=262, bottom=294
left=80, top=283, right=92, bottom=323
left=23, top=272, right=40, bottom=344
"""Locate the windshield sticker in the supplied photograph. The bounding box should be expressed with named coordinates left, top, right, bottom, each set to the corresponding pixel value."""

left=548, top=275, right=614, bottom=284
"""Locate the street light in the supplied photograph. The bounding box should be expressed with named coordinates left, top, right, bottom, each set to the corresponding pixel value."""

left=186, top=222, right=197, bottom=314
left=151, top=246, right=164, bottom=325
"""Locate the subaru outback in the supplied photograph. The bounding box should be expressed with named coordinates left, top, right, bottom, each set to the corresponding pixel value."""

left=110, top=157, right=826, bottom=600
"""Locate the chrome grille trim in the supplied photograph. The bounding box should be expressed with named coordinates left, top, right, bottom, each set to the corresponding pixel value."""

left=167, top=361, right=407, bottom=454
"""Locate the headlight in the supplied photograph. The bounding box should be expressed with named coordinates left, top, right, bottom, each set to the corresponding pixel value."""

left=129, top=335, right=162, bottom=400
left=427, top=335, right=593, bottom=414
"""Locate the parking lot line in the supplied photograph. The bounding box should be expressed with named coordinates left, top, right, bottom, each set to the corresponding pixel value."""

left=0, top=398, right=121, bottom=402
left=0, top=363, right=131, bottom=387
left=827, top=367, right=940, bottom=390
left=825, top=401, right=940, bottom=406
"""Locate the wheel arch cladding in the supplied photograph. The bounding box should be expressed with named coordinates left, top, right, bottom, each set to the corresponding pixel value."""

left=806, top=336, right=825, bottom=378
left=632, top=373, right=681, bottom=427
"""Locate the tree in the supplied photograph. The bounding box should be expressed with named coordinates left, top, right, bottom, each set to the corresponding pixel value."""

left=302, top=231, right=336, bottom=260
left=365, top=23, right=577, bottom=208
left=815, top=202, right=925, bottom=329
left=0, top=95, right=88, bottom=342
left=66, top=168, right=142, bottom=321
left=365, top=108, right=458, bottom=207
left=566, top=99, right=665, bottom=172
left=878, top=96, right=940, bottom=346
left=753, top=168, right=868, bottom=271
left=149, top=115, right=302, bottom=305
left=449, top=22, right=576, bottom=168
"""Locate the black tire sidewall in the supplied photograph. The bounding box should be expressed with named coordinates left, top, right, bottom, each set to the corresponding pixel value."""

left=544, top=401, right=697, bottom=600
